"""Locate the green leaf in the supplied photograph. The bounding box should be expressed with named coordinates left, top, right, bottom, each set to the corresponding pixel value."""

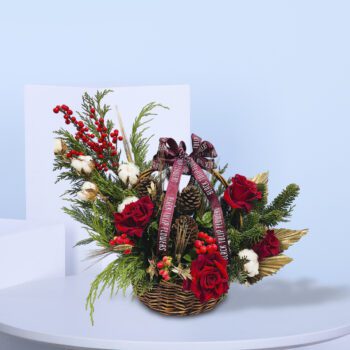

left=183, top=254, right=192, bottom=263
left=196, top=211, right=213, bottom=228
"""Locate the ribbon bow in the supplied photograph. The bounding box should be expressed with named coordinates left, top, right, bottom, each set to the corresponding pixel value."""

left=152, top=134, right=230, bottom=260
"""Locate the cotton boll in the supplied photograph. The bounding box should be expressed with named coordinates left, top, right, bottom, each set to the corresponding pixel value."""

left=71, top=155, right=95, bottom=174
left=82, top=181, right=97, bottom=192
left=54, top=139, right=67, bottom=155
left=238, top=249, right=258, bottom=262
left=118, top=162, right=140, bottom=185
left=244, top=260, right=260, bottom=277
left=71, top=158, right=83, bottom=172
left=118, top=196, right=139, bottom=213
left=77, top=182, right=98, bottom=201
left=238, top=249, right=260, bottom=277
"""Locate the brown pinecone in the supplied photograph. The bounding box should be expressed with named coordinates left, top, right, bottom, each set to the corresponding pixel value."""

left=172, top=215, right=199, bottom=261
left=177, top=185, right=202, bottom=214
left=135, top=177, right=153, bottom=198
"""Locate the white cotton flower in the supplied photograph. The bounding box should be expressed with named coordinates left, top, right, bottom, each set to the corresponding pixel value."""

left=77, top=182, right=98, bottom=201
left=238, top=249, right=260, bottom=277
left=118, top=162, right=140, bottom=186
left=118, top=196, right=139, bottom=213
left=71, top=155, right=95, bottom=174
left=54, top=139, right=67, bottom=155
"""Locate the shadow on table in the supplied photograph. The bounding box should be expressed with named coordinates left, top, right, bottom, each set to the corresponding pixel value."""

left=221, top=279, right=350, bottom=311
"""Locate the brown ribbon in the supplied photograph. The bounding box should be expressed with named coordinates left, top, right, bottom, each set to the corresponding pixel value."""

left=152, top=134, right=230, bottom=260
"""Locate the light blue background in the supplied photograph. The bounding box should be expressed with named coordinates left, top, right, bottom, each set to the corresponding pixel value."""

left=1, top=0, right=350, bottom=284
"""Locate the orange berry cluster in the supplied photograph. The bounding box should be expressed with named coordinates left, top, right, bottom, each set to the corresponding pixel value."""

left=157, top=256, right=172, bottom=281
left=109, top=233, right=135, bottom=255
left=194, top=232, right=218, bottom=255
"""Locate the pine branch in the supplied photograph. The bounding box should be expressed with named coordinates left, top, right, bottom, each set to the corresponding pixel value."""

left=130, top=102, right=169, bottom=171
left=240, top=224, right=266, bottom=245
left=227, top=227, right=241, bottom=254
left=241, top=211, right=261, bottom=231
left=265, top=184, right=300, bottom=220
left=229, top=255, right=248, bottom=284
left=86, top=254, right=152, bottom=324
left=260, top=209, right=285, bottom=227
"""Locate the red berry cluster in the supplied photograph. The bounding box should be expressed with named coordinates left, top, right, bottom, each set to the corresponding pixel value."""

left=194, top=232, right=218, bottom=255
left=157, top=256, right=172, bottom=281
left=109, top=233, right=135, bottom=255
left=66, top=150, right=84, bottom=158
left=53, top=104, right=120, bottom=172
left=110, top=129, right=123, bottom=144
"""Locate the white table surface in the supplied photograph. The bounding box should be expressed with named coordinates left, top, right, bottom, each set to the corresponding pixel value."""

left=0, top=274, right=349, bottom=350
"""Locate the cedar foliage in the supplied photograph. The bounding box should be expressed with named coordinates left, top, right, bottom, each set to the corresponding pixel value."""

left=86, top=255, right=153, bottom=324
left=130, top=102, right=168, bottom=171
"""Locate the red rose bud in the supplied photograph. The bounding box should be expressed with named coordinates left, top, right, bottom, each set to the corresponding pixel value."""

left=253, top=230, right=280, bottom=260
left=53, top=107, right=60, bottom=113
left=223, top=174, right=262, bottom=212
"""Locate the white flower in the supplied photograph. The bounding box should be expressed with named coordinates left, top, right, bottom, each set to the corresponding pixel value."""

left=118, top=162, right=140, bottom=186
left=54, top=139, right=67, bottom=155
left=77, top=182, right=98, bottom=201
left=117, top=196, right=139, bottom=213
left=238, top=249, right=259, bottom=277
left=71, top=155, right=95, bottom=174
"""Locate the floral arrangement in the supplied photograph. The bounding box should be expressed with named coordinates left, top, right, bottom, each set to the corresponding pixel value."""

left=52, top=90, right=307, bottom=323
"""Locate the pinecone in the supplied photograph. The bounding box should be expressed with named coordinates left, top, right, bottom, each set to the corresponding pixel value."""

left=172, top=215, right=199, bottom=261
left=177, top=185, right=202, bottom=214
left=135, top=177, right=154, bottom=198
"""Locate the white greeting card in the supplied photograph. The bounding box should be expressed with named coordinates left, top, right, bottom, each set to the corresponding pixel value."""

left=25, top=85, right=190, bottom=275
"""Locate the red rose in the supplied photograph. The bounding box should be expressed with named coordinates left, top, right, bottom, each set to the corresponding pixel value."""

left=223, top=174, right=262, bottom=212
left=253, top=230, right=280, bottom=260
left=114, top=196, right=154, bottom=238
left=183, top=252, right=229, bottom=302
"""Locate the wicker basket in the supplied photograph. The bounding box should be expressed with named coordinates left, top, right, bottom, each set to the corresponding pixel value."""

left=137, top=280, right=223, bottom=316
left=137, top=168, right=227, bottom=316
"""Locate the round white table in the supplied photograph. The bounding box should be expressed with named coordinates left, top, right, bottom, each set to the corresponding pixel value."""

left=0, top=275, right=349, bottom=350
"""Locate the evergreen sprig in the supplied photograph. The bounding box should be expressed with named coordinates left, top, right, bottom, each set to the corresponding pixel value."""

left=63, top=200, right=115, bottom=246
left=86, top=254, right=152, bottom=324
left=130, top=102, right=168, bottom=171
left=264, top=184, right=299, bottom=220
left=229, top=255, right=248, bottom=284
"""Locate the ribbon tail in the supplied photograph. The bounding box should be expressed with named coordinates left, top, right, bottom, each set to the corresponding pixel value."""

left=157, top=158, right=185, bottom=255
left=188, top=158, right=230, bottom=261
